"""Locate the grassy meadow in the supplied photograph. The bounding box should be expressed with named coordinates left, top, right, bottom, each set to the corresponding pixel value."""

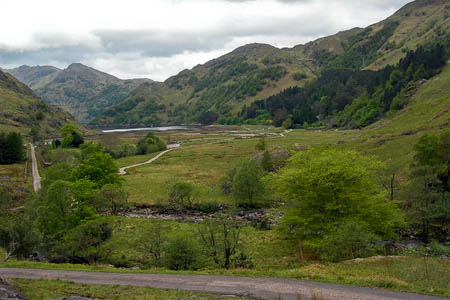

left=10, top=279, right=247, bottom=300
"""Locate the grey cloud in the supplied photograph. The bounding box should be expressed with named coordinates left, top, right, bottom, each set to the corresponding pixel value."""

left=0, top=45, right=97, bottom=67
left=93, top=30, right=233, bottom=57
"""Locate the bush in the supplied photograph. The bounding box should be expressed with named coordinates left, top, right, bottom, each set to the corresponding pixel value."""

left=169, top=181, right=196, bottom=208
left=52, top=218, right=112, bottom=264
left=232, top=160, right=265, bottom=208
left=321, top=221, right=381, bottom=262
left=0, top=132, right=25, bottom=164
left=165, top=233, right=202, bottom=270
left=293, top=72, right=307, bottom=81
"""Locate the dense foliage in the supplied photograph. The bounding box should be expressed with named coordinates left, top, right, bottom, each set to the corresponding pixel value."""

left=240, top=42, right=449, bottom=128
left=406, top=130, right=450, bottom=242
left=267, top=148, right=404, bottom=259
left=0, top=132, right=25, bottom=164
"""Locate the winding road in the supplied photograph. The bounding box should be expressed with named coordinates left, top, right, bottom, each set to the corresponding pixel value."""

left=119, top=144, right=179, bottom=175
left=29, top=144, right=41, bottom=191
left=0, top=268, right=447, bottom=300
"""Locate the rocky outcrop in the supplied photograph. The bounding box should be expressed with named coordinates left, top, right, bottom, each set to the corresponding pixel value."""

left=0, top=278, right=28, bottom=300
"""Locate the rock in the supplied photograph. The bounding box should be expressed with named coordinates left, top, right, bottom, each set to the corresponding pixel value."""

left=0, top=278, right=29, bottom=300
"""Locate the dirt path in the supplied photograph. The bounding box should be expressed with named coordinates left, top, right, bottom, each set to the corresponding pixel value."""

left=0, top=268, right=447, bottom=300
left=119, top=144, right=180, bottom=175
left=29, top=144, right=41, bottom=191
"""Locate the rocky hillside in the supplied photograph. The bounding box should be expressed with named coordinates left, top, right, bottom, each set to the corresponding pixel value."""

left=92, top=0, right=450, bottom=126
left=6, top=64, right=152, bottom=123
left=0, top=69, right=80, bottom=137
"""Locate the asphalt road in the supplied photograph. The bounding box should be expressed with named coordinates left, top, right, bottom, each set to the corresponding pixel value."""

left=29, top=144, right=41, bottom=191
left=1, top=268, right=447, bottom=300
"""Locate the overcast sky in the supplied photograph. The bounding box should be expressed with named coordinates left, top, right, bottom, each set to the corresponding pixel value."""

left=0, top=0, right=412, bottom=81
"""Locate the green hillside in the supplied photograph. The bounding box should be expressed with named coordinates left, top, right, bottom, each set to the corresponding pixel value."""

left=0, top=70, right=80, bottom=137
left=6, top=64, right=152, bottom=123
left=92, top=0, right=450, bottom=126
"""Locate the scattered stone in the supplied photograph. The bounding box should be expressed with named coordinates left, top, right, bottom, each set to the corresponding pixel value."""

left=0, top=278, right=29, bottom=300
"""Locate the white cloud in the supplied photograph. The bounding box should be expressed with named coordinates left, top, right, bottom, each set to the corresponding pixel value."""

left=0, top=0, right=412, bottom=80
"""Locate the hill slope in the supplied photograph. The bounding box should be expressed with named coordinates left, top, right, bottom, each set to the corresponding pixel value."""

left=0, top=70, right=80, bottom=137
left=92, top=0, right=450, bottom=126
left=6, top=64, right=153, bottom=123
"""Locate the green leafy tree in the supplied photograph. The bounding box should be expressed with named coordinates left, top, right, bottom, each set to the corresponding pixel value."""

left=60, top=124, right=84, bottom=148
left=36, top=180, right=97, bottom=238
left=71, top=152, right=122, bottom=188
left=165, top=232, right=202, bottom=270
left=261, top=150, right=273, bottom=172
left=29, top=127, right=40, bottom=143
left=139, top=221, right=168, bottom=267
left=267, top=148, right=404, bottom=257
left=53, top=218, right=112, bottom=264
left=98, top=184, right=128, bottom=214
left=255, top=137, right=266, bottom=151
left=407, top=130, right=450, bottom=241
left=232, top=160, right=265, bottom=207
left=0, top=214, right=37, bottom=261
left=0, top=132, right=25, bottom=164
left=169, top=181, right=196, bottom=208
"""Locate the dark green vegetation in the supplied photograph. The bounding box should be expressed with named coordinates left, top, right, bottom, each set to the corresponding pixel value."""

left=0, top=143, right=125, bottom=264
left=0, top=69, right=78, bottom=136
left=0, top=132, right=25, bottom=164
left=6, top=63, right=152, bottom=123
left=240, top=41, right=449, bottom=128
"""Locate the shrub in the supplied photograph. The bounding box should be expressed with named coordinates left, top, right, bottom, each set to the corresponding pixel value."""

left=169, top=181, right=196, bottom=208
left=321, top=221, right=381, bottom=262
left=53, top=218, right=112, bottom=264
left=232, top=160, right=265, bottom=208
left=261, top=150, right=273, bottom=172
left=165, top=233, right=201, bottom=270
left=255, top=137, right=266, bottom=151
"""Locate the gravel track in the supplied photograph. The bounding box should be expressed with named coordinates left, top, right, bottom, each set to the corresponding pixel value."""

left=1, top=268, right=447, bottom=300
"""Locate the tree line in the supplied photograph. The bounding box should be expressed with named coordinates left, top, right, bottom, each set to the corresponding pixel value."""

left=239, top=41, right=449, bottom=128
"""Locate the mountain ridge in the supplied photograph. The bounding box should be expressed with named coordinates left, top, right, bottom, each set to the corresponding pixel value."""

left=5, top=63, right=153, bottom=123
left=0, top=69, right=82, bottom=136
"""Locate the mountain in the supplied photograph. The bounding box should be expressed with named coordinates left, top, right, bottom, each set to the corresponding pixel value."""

left=6, top=64, right=153, bottom=123
left=0, top=69, right=81, bottom=136
left=5, top=65, right=61, bottom=89
left=92, top=0, right=450, bottom=126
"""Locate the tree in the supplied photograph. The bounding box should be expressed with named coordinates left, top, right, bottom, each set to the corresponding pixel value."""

left=36, top=180, right=98, bottom=239
left=139, top=221, right=167, bottom=267
left=165, top=233, right=201, bottom=270
left=407, top=130, right=450, bottom=241
left=53, top=218, right=112, bottom=264
left=29, top=127, right=40, bottom=144
left=169, top=181, right=196, bottom=208
left=0, top=132, right=25, bottom=164
left=232, top=160, right=264, bottom=207
left=71, top=152, right=122, bottom=188
left=198, top=111, right=218, bottom=125
left=0, top=214, right=37, bottom=261
left=98, top=184, right=128, bottom=214
left=261, top=150, right=273, bottom=172
left=60, top=124, right=84, bottom=148
left=255, top=137, right=266, bottom=151
left=267, top=148, right=404, bottom=257
left=198, top=218, right=242, bottom=269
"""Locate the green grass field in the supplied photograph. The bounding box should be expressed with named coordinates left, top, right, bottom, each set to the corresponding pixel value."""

left=10, top=279, right=247, bottom=300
